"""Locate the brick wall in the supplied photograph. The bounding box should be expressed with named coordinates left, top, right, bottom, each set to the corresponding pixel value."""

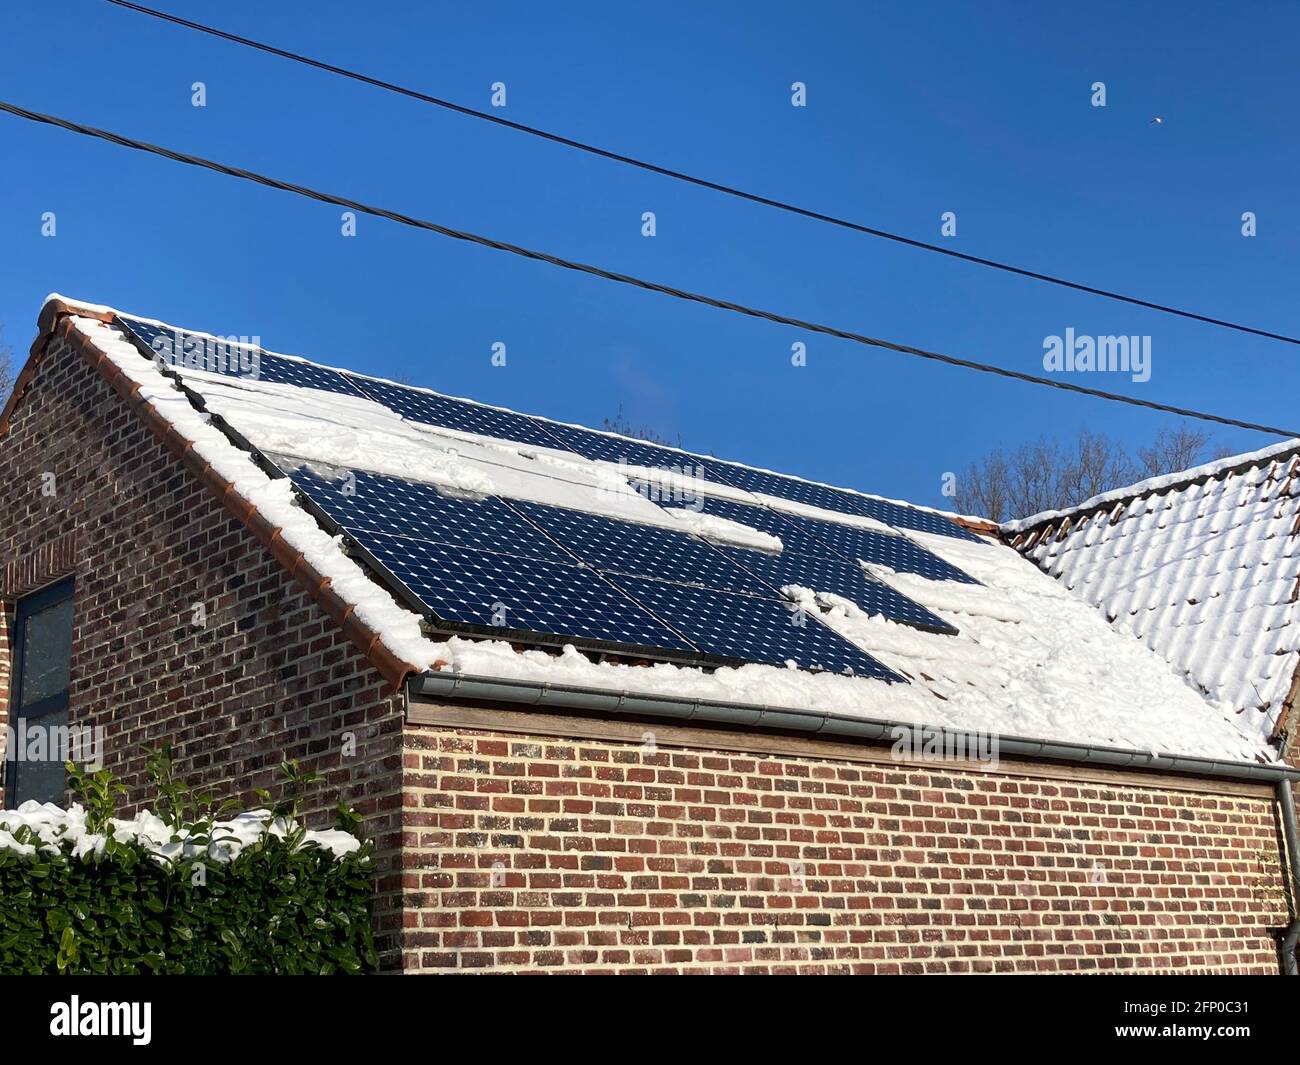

left=401, top=715, right=1292, bottom=974
left=0, top=325, right=408, bottom=968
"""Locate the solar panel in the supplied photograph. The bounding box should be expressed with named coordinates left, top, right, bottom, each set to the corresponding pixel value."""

left=603, top=574, right=902, bottom=679
left=343, top=376, right=571, bottom=449
left=116, top=316, right=370, bottom=397
left=542, top=422, right=734, bottom=486
left=706, top=458, right=982, bottom=542
left=649, top=493, right=832, bottom=553
left=721, top=548, right=957, bottom=635
left=658, top=494, right=976, bottom=584
left=761, top=512, right=977, bottom=584
left=507, top=500, right=770, bottom=594
left=851, top=495, right=984, bottom=542
left=274, top=461, right=572, bottom=562
left=353, top=530, right=701, bottom=657
left=708, top=461, right=877, bottom=517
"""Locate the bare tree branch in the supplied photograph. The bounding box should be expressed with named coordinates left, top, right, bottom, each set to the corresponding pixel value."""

left=601, top=404, right=683, bottom=449
left=0, top=322, right=12, bottom=405
left=954, top=425, right=1225, bottom=523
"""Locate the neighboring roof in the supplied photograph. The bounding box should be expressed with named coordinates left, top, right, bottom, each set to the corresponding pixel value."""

left=1008, top=442, right=1300, bottom=748
left=11, top=295, right=1281, bottom=765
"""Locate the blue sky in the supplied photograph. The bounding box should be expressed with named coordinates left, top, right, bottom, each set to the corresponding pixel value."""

left=1, top=0, right=1296, bottom=510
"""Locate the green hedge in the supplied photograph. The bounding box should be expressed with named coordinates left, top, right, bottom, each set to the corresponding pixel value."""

left=0, top=755, right=377, bottom=975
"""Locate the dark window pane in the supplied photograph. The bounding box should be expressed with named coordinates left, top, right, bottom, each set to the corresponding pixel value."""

left=18, top=597, right=74, bottom=708
left=10, top=708, right=69, bottom=806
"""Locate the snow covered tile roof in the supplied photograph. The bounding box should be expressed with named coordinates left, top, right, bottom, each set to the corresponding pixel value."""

left=1008, top=442, right=1300, bottom=748
left=26, top=296, right=1281, bottom=765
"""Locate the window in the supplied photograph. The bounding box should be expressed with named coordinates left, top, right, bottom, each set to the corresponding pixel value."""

left=4, top=578, right=75, bottom=807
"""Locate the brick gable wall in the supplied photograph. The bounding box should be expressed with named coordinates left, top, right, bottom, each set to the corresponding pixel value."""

left=401, top=712, right=1293, bottom=974
left=0, top=329, right=408, bottom=969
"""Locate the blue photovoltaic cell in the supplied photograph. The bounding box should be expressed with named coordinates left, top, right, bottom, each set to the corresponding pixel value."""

left=507, top=500, right=770, bottom=594
left=344, top=376, right=571, bottom=449
left=542, top=423, right=734, bottom=484
left=649, top=494, right=831, bottom=553
left=851, top=496, right=984, bottom=542
left=604, top=574, right=902, bottom=679
left=720, top=548, right=958, bottom=635
left=762, top=513, right=978, bottom=584
left=116, top=316, right=370, bottom=397
left=274, top=461, right=572, bottom=562
left=708, top=458, right=981, bottom=542
left=709, top=461, right=878, bottom=517
left=657, top=494, right=977, bottom=584
left=355, top=531, right=698, bottom=654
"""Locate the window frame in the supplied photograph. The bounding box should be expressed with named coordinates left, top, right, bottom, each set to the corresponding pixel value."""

left=4, top=576, right=76, bottom=807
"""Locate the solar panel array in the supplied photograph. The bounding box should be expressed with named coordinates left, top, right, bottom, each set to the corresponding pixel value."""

left=274, top=458, right=905, bottom=676
left=119, top=314, right=991, bottom=680
left=119, top=314, right=977, bottom=541
left=360, top=532, right=702, bottom=655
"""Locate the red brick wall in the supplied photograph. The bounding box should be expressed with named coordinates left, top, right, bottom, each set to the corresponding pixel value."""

left=401, top=719, right=1291, bottom=974
left=0, top=328, right=407, bottom=968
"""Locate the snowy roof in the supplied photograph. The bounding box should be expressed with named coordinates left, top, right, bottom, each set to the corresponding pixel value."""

left=1009, top=442, right=1300, bottom=749
left=25, top=295, right=1282, bottom=765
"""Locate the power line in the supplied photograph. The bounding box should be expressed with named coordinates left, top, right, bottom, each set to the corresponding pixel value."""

left=2, top=98, right=1295, bottom=440
left=103, top=0, right=1300, bottom=348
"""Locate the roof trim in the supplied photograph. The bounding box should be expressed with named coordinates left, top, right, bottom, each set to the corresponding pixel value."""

left=31, top=307, right=423, bottom=691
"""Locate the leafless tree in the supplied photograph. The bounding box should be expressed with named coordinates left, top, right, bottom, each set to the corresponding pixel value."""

left=0, top=322, right=12, bottom=406
left=954, top=425, right=1223, bottom=523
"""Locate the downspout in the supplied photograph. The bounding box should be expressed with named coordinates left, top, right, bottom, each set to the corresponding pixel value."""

left=1278, top=781, right=1300, bottom=975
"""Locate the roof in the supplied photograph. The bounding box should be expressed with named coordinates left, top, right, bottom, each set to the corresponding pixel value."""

left=1008, top=442, right=1300, bottom=749
left=10, top=294, right=1281, bottom=766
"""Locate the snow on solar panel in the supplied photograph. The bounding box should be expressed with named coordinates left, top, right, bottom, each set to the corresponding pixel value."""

left=541, top=422, right=735, bottom=485
left=116, top=316, right=370, bottom=397
left=342, top=375, right=572, bottom=449
left=708, top=458, right=981, bottom=542
left=659, top=495, right=976, bottom=586
left=652, top=495, right=829, bottom=553
left=354, top=530, right=701, bottom=656
left=507, top=499, right=771, bottom=594
left=709, top=461, right=875, bottom=516
left=603, top=574, right=903, bottom=679
left=851, top=495, right=983, bottom=542
left=719, top=548, right=958, bottom=635
left=772, top=514, right=978, bottom=584
left=275, top=461, right=572, bottom=562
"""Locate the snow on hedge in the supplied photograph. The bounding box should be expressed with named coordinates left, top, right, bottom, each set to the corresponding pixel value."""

left=0, top=801, right=360, bottom=864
